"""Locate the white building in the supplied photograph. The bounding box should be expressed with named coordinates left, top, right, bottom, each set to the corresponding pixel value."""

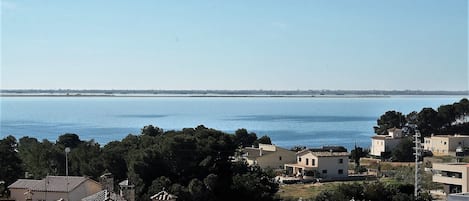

left=424, top=134, right=469, bottom=156
left=240, top=143, right=296, bottom=170
left=284, top=148, right=349, bottom=179
left=432, top=163, right=469, bottom=194
left=370, top=128, right=404, bottom=158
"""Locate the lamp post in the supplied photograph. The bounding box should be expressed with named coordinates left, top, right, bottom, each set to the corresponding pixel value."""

left=65, top=147, right=70, bottom=201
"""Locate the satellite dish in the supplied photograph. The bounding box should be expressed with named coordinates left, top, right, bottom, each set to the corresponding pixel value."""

left=65, top=147, right=70, bottom=153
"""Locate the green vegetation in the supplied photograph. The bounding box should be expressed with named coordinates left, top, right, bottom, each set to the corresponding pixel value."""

left=374, top=98, right=469, bottom=162
left=0, top=126, right=276, bottom=201
left=375, top=98, right=469, bottom=136
left=277, top=181, right=432, bottom=201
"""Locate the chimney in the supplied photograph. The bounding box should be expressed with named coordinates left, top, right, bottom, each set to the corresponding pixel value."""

left=99, top=173, right=114, bottom=192
left=259, top=148, right=263, bottom=156
left=119, top=179, right=135, bottom=201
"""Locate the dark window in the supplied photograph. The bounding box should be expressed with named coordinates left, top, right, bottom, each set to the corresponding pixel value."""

left=322, top=170, right=327, bottom=174
left=279, top=156, right=282, bottom=161
left=306, top=158, right=309, bottom=165
left=338, top=169, right=344, bottom=174
left=339, top=159, right=343, bottom=164
left=312, top=159, right=315, bottom=166
left=299, top=157, right=302, bottom=162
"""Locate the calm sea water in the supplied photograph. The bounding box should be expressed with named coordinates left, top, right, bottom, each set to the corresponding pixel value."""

left=0, top=96, right=466, bottom=150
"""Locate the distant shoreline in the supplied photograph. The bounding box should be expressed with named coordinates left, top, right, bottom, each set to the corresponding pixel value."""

left=2, top=94, right=468, bottom=99
left=1, top=89, right=468, bottom=98
left=0, top=94, right=394, bottom=98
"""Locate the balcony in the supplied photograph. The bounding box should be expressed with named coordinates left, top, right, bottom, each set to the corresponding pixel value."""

left=433, top=174, right=464, bottom=185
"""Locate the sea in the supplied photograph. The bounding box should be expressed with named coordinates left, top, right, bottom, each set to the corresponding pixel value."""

left=0, top=96, right=466, bottom=150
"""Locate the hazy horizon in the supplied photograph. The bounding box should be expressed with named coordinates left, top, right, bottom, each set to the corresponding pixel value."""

left=2, top=0, right=468, bottom=91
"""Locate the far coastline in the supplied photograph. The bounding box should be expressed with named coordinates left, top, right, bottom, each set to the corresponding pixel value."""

left=1, top=89, right=468, bottom=98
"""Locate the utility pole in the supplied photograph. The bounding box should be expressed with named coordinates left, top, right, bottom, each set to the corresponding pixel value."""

left=414, top=128, right=421, bottom=199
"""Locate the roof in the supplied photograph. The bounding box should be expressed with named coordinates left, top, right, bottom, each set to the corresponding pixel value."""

left=431, top=134, right=469, bottom=138
left=387, top=128, right=401, bottom=132
left=297, top=150, right=349, bottom=157
left=242, top=147, right=274, bottom=160
left=81, top=190, right=127, bottom=201
left=8, top=176, right=94, bottom=192
left=118, top=179, right=134, bottom=187
left=150, top=190, right=178, bottom=200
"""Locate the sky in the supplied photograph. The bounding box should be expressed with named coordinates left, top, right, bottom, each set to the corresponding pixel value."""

left=1, top=0, right=468, bottom=90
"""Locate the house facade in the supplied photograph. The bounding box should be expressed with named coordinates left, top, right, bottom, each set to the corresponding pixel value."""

left=241, top=144, right=296, bottom=170
left=370, top=128, right=404, bottom=158
left=432, top=163, right=469, bottom=194
left=8, top=176, right=102, bottom=201
left=284, top=149, right=349, bottom=179
left=424, top=135, right=469, bottom=156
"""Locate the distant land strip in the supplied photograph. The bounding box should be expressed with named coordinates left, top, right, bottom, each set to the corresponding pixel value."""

left=0, top=89, right=468, bottom=97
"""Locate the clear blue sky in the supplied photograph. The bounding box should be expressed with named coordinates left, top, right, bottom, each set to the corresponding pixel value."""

left=1, top=0, right=468, bottom=90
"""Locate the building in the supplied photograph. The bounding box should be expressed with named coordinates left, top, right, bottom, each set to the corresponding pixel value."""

left=81, top=190, right=127, bottom=201
left=424, top=134, right=469, bottom=156
left=370, top=128, right=404, bottom=158
left=150, top=190, right=177, bottom=201
left=432, top=163, right=469, bottom=194
left=82, top=174, right=128, bottom=201
left=8, top=176, right=102, bottom=201
left=240, top=143, right=296, bottom=170
left=118, top=180, right=135, bottom=201
left=448, top=193, right=469, bottom=201
left=284, top=147, right=349, bottom=179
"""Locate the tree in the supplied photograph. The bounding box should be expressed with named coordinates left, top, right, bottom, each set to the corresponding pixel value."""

left=57, top=133, right=82, bottom=148
left=141, top=125, right=164, bottom=136
left=18, top=137, right=63, bottom=178
left=234, top=129, right=258, bottom=147
left=392, top=137, right=414, bottom=162
left=417, top=108, right=441, bottom=136
left=255, top=135, right=272, bottom=145
left=0, top=136, right=23, bottom=186
left=374, top=111, right=406, bottom=135
left=437, top=104, right=456, bottom=127
left=351, top=145, right=367, bottom=173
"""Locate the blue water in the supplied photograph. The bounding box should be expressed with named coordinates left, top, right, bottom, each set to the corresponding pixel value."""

left=0, top=96, right=466, bottom=150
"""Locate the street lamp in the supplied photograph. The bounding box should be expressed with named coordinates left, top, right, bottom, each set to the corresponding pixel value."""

left=65, top=147, right=70, bottom=201
left=65, top=147, right=70, bottom=177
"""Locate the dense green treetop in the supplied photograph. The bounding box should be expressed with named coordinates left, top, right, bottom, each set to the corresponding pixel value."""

left=1, top=125, right=278, bottom=201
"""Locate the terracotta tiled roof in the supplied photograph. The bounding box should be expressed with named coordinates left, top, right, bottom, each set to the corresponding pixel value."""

left=297, top=150, right=349, bottom=157
left=242, top=147, right=274, bottom=160
left=150, top=190, right=177, bottom=200
left=8, top=176, right=94, bottom=192
left=81, top=190, right=127, bottom=201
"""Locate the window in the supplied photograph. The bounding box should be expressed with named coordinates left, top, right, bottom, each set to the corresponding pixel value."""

left=338, top=169, right=344, bottom=174
left=312, top=159, right=315, bottom=166
left=306, top=158, right=309, bottom=165
left=279, top=156, right=282, bottom=161
left=322, top=170, right=327, bottom=174
left=339, top=159, right=343, bottom=164
left=444, top=142, right=447, bottom=145
left=299, top=157, right=302, bottom=162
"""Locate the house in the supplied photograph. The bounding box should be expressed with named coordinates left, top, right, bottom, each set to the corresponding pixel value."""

left=150, top=189, right=177, bottom=201
left=370, top=128, right=404, bottom=158
left=240, top=143, right=296, bottom=170
left=432, top=163, right=469, bottom=194
left=424, top=134, right=469, bottom=156
left=81, top=190, right=127, bottom=201
left=81, top=174, right=128, bottom=201
left=8, top=176, right=102, bottom=201
left=284, top=147, right=349, bottom=179
left=118, top=180, right=135, bottom=201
